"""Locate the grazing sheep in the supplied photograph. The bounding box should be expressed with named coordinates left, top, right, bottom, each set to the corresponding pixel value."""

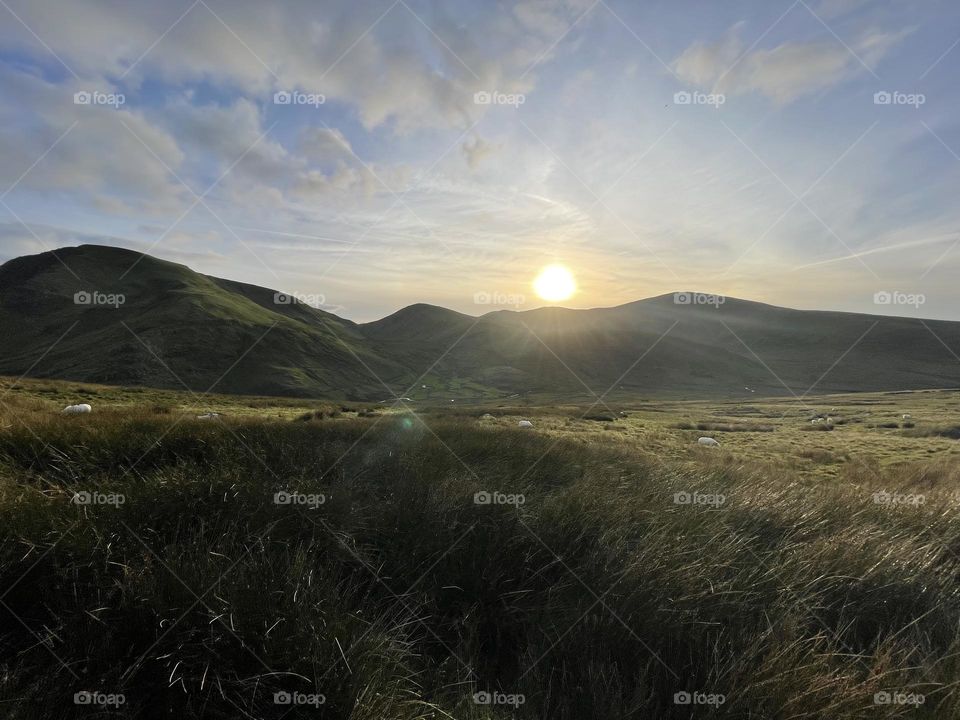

left=698, top=437, right=719, bottom=447
left=518, top=420, right=533, bottom=428
left=902, top=414, right=912, bottom=420
left=62, top=404, right=92, bottom=415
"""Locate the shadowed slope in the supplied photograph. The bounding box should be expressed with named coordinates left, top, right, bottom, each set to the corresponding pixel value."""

left=1, top=247, right=958, bottom=399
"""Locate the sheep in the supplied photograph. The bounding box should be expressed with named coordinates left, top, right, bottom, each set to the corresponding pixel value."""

left=697, top=437, right=719, bottom=447
left=62, top=403, right=92, bottom=415
left=518, top=420, right=533, bottom=428
left=197, top=412, right=221, bottom=420
left=902, top=414, right=912, bottom=420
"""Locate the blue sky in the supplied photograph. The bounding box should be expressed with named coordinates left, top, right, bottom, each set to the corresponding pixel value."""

left=0, top=0, right=958, bottom=321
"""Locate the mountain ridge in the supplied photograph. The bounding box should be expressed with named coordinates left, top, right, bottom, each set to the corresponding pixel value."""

left=1, top=244, right=958, bottom=400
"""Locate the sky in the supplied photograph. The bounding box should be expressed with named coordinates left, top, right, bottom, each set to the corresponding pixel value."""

left=0, top=0, right=958, bottom=321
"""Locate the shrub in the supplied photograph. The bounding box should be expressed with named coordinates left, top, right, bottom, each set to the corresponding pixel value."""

left=583, top=411, right=616, bottom=422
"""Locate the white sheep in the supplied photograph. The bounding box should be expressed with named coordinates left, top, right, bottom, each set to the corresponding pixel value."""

left=62, top=403, right=92, bottom=415
left=698, top=437, right=719, bottom=447
left=902, top=414, right=911, bottom=420
left=197, top=412, right=221, bottom=420
left=518, top=420, right=533, bottom=428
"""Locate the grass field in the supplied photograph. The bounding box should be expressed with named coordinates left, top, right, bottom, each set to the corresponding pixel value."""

left=1, top=376, right=959, bottom=718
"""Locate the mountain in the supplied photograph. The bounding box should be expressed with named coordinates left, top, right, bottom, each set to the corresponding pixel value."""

left=0, top=245, right=401, bottom=399
left=1, top=245, right=958, bottom=401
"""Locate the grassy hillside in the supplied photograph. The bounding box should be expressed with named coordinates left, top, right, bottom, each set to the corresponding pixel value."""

left=1, top=381, right=958, bottom=718
left=1, top=246, right=959, bottom=400
left=0, top=245, right=403, bottom=398
left=413, top=296, right=960, bottom=398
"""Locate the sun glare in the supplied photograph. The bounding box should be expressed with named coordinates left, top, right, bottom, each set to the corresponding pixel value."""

left=533, top=264, right=576, bottom=302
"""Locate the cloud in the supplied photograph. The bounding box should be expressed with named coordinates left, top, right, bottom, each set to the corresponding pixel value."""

left=512, top=0, right=596, bottom=38
left=160, top=96, right=293, bottom=186
left=299, top=127, right=354, bottom=162
left=673, top=22, right=908, bottom=103
left=813, top=0, right=879, bottom=19
left=0, top=0, right=585, bottom=134
left=461, top=136, right=498, bottom=169
left=672, top=23, right=744, bottom=88
left=0, top=66, right=187, bottom=216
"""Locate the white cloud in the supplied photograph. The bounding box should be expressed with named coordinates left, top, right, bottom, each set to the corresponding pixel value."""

left=0, top=0, right=584, bottom=134
left=0, top=67, right=187, bottom=216
left=672, top=22, right=908, bottom=104
left=672, top=23, right=744, bottom=88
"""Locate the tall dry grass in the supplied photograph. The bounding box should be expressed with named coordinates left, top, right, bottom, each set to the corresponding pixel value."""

left=0, top=408, right=957, bottom=718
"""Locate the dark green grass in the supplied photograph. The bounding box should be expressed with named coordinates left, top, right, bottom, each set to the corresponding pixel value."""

left=903, top=425, right=960, bottom=440
left=1, top=413, right=958, bottom=718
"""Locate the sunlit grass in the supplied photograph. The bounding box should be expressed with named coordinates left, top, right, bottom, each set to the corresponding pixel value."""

left=0, top=377, right=958, bottom=717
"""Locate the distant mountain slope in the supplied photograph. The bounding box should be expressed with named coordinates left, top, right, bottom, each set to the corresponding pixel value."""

left=1, top=246, right=958, bottom=400
left=0, top=245, right=402, bottom=398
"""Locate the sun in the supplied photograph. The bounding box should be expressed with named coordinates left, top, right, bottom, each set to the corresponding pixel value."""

left=533, top=264, right=577, bottom=302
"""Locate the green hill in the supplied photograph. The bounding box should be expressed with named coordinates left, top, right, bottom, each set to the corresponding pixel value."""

left=0, top=245, right=399, bottom=399
left=1, top=245, right=958, bottom=400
